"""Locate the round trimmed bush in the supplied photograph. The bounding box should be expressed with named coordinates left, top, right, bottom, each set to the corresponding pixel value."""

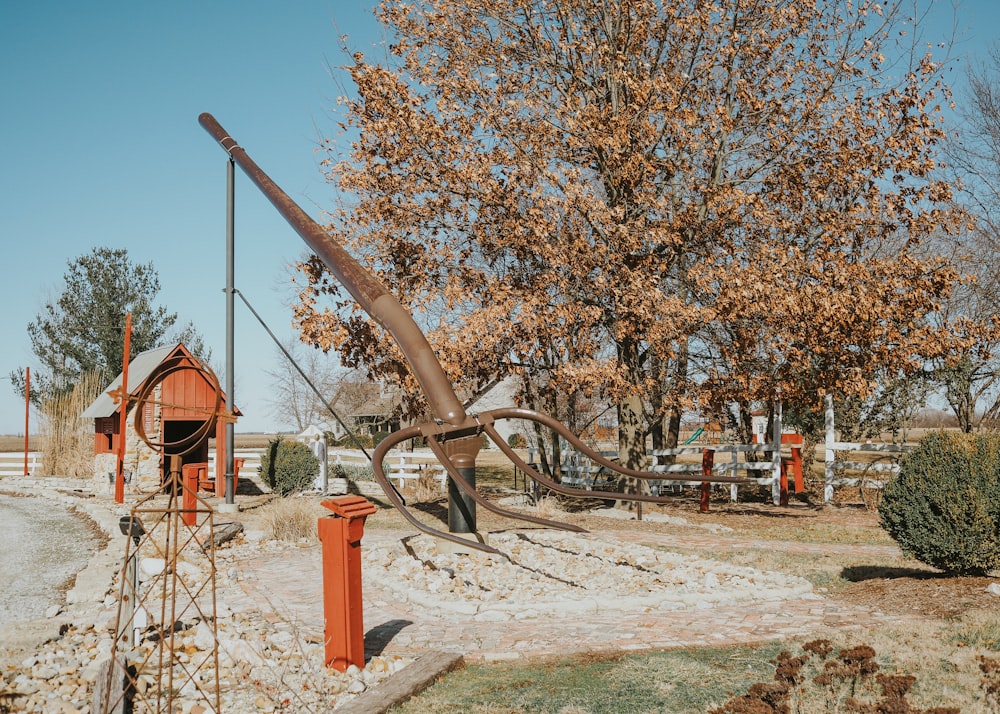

left=879, top=431, right=1000, bottom=576
left=507, top=433, right=527, bottom=449
left=258, top=437, right=320, bottom=496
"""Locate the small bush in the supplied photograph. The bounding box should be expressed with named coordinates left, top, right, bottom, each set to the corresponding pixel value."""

left=879, top=431, right=1000, bottom=576
left=336, top=433, right=373, bottom=449
left=258, top=437, right=319, bottom=496
left=259, top=497, right=320, bottom=542
left=507, top=433, right=527, bottom=449
left=333, top=462, right=375, bottom=482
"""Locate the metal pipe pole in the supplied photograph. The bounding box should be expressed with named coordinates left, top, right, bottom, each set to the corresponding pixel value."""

left=225, top=157, right=236, bottom=505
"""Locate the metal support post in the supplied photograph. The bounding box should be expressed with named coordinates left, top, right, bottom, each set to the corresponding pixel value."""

left=225, top=157, right=236, bottom=505
left=444, top=435, right=480, bottom=534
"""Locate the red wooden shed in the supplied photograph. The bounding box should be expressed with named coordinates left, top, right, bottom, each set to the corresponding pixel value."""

left=81, top=343, right=239, bottom=492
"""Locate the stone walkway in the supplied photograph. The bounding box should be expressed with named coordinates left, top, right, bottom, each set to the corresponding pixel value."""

left=227, top=528, right=914, bottom=664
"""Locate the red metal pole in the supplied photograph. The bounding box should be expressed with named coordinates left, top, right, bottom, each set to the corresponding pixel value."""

left=318, top=496, right=377, bottom=671
left=700, top=448, right=713, bottom=513
left=115, top=313, right=132, bottom=504
left=22, top=367, right=29, bottom=476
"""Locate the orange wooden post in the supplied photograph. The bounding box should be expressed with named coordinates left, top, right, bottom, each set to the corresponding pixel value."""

left=790, top=446, right=803, bottom=492
left=215, top=418, right=228, bottom=498
left=779, top=459, right=789, bottom=505
left=115, top=313, right=132, bottom=504
left=779, top=446, right=804, bottom=506
left=318, top=496, right=377, bottom=672
left=22, top=367, right=30, bottom=477
left=700, top=448, right=713, bottom=513
left=181, top=464, right=199, bottom=526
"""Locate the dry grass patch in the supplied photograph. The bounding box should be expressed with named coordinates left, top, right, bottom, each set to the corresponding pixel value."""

left=534, top=496, right=565, bottom=519
left=409, top=472, right=444, bottom=502
left=257, top=497, right=326, bottom=542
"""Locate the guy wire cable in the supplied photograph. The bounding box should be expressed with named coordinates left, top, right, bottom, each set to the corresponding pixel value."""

left=233, top=288, right=409, bottom=504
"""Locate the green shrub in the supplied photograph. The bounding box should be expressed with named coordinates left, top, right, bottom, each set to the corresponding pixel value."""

left=879, top=431, right=1000, bottom=575
left=333, top=462, right=375, bottom=482
left=258, top=437, right=320, bottom=496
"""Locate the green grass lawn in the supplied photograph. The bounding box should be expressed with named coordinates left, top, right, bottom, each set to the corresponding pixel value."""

left=391, top=645, right=787, bottom=713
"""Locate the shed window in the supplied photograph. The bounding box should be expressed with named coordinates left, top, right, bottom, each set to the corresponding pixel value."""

left=96, top=417, right=116, bottom=453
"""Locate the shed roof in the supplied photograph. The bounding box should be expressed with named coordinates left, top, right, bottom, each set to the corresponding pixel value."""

left=81, top=343, right=189, bottom=419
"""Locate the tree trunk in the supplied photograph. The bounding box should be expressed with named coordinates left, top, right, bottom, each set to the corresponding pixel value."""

left=649, top=353, right=665, bottom=451
left=616, top=340, right=649, bottom=507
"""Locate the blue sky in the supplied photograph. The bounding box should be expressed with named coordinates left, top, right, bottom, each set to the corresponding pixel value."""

left=0, top=1, right=383, bottom=434
left=1, top=0, right=998, bottom=435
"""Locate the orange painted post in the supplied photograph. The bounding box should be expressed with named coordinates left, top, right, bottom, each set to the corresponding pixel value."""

left=115, top=313, right=132, bottom=504
left=22, top=367, right=30, bottom=476
left=790, top=446, right=803, bottom=492
left=181, top=464, right=199, bottom=526
left=318, top=496, right=378, bottom=672
left=700, top=448, right=714, bottom=513
left=779, top=446, right=804, bottom=506
left=779, top=459, right=789, bottom=506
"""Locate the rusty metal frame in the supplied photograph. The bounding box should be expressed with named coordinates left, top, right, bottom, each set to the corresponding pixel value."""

left=97, top=360, right=225, bottom=713
left=199, top=113, right=746, bottom=555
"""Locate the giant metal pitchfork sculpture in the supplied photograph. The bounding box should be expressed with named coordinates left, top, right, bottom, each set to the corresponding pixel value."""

left=200, top=113, right=743, bottom=554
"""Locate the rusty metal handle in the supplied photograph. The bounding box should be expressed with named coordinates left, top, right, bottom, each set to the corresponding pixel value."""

left=482, top=407, right=747, bottom=483
left=198, top=113, right=467, bottom=427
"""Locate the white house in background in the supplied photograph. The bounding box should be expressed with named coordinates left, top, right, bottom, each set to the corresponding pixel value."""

left=324, top=381, right=401, bottom=442
left=312, top=374, right=525, bottom=447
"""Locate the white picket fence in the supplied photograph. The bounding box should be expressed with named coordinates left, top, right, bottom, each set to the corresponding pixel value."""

left=536, top=396, right=917, bottom=505
left=0, top=451, right=41, bottom=477
left=206, top=446, right=447, bottom=491
left=651, top=443, right=782, bottom=502
left=549, top=443, right=785, bottom=503
left=821, top=394, right=910, bottom=502
left=207, top=448, right=266, bottom=479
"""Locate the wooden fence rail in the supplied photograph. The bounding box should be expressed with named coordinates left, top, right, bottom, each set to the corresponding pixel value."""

left=0, top=451, right=41, bottom=477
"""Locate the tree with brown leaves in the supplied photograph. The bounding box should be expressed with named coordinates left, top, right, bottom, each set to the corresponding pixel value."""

left=297, top=0, right=964, bottom=474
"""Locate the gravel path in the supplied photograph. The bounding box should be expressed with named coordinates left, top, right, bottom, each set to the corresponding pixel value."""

left=0, top=492, right=99, bottom=626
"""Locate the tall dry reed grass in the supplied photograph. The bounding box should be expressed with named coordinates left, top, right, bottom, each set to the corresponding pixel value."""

left=38, top=370, right=105, bottom=477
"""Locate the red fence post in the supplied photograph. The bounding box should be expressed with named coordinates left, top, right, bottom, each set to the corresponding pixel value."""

left=181, top=464, right=199, bottom=526
left=779, top=446, right=804, bottom=506
left=779, top=459, right=789, bottom=506
left=318, top=496, right=378, bottom=672
left=700, top=449, right=714, bottom=513
left=790, top=446, right=803, bottom=492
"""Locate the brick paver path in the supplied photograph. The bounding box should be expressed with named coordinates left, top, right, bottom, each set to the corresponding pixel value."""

left=227, top=528, right=916, bottom=663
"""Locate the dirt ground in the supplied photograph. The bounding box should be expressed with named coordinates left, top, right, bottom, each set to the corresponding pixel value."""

left=6, top=429, right=995, bottom=626
left=778, top=505, right=999, bottom=620
left=640, top=496, right=1000, bottom=621
left=452, top=456, right=1000, bottom=627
